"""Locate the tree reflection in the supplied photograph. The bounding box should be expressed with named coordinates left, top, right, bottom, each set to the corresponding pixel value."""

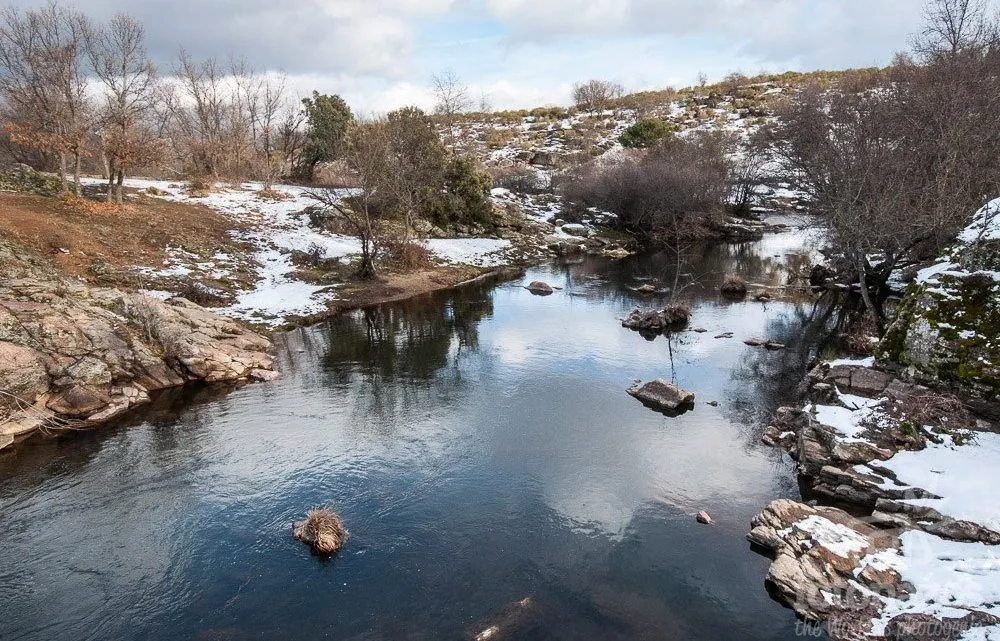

left=305, top=282, right=496, bottom=430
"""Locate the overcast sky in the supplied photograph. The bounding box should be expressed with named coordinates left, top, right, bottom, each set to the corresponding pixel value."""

left=9, top=0, right=991, bottom=112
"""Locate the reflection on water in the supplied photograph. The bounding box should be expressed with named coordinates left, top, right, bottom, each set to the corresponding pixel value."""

left=1, top=228, right=826, bottom=641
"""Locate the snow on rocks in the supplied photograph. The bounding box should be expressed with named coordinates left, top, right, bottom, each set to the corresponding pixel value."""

left=754, top=354, right=1000, bottom=639
left=958, top=198, right=1000, bottom=244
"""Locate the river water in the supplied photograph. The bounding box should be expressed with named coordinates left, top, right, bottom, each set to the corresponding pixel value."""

left=1, top=225, right=827, bottom=641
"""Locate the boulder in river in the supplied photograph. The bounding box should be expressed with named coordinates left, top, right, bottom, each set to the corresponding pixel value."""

left=627, top=379, right=696, bottom=413
left=697, top=510, right=713, bottom=524
left=622, top=305, right=691, bottom=334
left=292, top=508, right=348, bottom=555
left=525, top=281, right=554, bottom=296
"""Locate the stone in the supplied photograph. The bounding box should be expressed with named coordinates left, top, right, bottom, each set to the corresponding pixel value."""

left=561, top=223, right=589, bottom=237
left=697, top=510, right=713, bottom=524
left=627, top=379, right=696, bottom=413
left=622, top=306, right=690, bottom=333
left=526, top=281, right=554, bottom=296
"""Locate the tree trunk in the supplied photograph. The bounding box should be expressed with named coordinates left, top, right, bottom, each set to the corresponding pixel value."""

left=856, top=254, right=887, bottom=335
left=106, top=157, right=117, bottom=200
left=59, top=153, right=68, bottom=194
left=115, top=169, right=125, bottom=205
left=73, top=152, right=82, bottom=197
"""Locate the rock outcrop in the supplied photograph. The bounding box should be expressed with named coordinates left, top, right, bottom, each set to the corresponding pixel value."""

left=879, top=199, right=1000, bottom=398
left=748, top=499, right=901, bottom=626
left=0, top=237, right=275, bottom=450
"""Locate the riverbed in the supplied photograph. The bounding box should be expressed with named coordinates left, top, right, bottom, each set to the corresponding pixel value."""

left=1, top=227, right=826, bottom=641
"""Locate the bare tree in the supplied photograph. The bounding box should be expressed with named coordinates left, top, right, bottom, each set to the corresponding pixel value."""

left=171, top=50, right=228, bottom=179
left=918, top=0, right=991, bottom=55
left=310, top=119, right=396, bottom=279
left=771, top=45, right=1000, bottom=333
left=86, top=12, right=159, bottom=203
left=572, top=79, right=625, bottom=111
left=0, top=1, right=91, bottom=194
left=431, top=69, right=470, bottom=117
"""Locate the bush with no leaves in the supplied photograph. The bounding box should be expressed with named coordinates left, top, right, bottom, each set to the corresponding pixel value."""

left=562, top=133, right=729, bottom=245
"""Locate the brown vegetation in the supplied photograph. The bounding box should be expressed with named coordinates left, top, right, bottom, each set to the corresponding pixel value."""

left=0, top=189, right=243, bottom=282
left=291, top=508, right=348, bottom=555
left=720, top=275, right=748, bottom=297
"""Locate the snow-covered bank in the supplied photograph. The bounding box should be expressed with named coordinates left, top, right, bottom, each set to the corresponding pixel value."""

left=755, top=353, right=1000, bottom=639
left=82, top=178, right=529, bottom=326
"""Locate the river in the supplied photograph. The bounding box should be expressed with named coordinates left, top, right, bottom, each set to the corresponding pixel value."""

left=1, top=224, right=827, bottom=641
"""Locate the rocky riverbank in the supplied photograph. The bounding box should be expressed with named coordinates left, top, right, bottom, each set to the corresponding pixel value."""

left=0, top=236, right=275, bottom=451
left=748, top=199, right=1000, bottom=639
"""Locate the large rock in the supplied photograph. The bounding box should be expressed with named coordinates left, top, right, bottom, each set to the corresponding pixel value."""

left=525, top=281, right=554, bottom=296
left=0, top=237, right=276, bottom=449
left=627, top=379, right=695, bottom=413
left=880, top=271, right=1000, bottom=397
left=748, top=499, right=901, bottom=629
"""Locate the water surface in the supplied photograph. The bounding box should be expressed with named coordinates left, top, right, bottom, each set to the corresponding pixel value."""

left=1, top=229, right=826, bottom=641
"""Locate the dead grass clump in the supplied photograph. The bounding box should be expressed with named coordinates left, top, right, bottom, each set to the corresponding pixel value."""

left=890, top=390, right=974, bottom=432
left=292, top=507, right=348, bottom=555
left=186, top=176, right=215, bottom=197
left=255, top=188, right=286, bottom=201
left=720, top=274, right=748, bottom=297
left=384, top=239, right=435, bottom=270
left=845, top=313, right=879, bottom=356
left=663, top=302, right=692, bottom=326
left=176, top=279, right=227, bottom=306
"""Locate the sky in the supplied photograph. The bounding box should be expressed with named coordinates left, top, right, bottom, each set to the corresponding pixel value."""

left=6, top=0, right=989, bottom=112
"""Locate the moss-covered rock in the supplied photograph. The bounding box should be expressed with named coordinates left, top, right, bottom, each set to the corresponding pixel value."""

left=880, top=257, right=1000, bottom=398
left=0, top=163, right=66, bottom=195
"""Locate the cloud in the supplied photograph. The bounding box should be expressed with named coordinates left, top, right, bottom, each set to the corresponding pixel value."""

left=7, top=0, right=990, bottom=112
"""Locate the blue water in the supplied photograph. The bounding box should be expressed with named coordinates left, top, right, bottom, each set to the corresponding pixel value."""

left=0, top=232, right=824, bottom=641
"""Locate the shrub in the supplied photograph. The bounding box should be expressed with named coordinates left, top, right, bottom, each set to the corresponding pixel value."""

left=383, top=239, right=434, bottom=269
left=720, top=274, right=748, bottom=297
left=493, top=166, right=549, bottom=194
left=562, top=133, right=729, bottom=245
left=176, top=279, right=227, bottom=306
left=186, top=176, right=214, bottom=197
left=619, top=119, right=675, bottom=148
left=425, top=156, right=495, bottom=230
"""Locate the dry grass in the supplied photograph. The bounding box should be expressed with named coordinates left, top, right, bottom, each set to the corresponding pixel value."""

left=890, top=391, right=974, bottom=432
left=720, top=274, right=748, bottom=297
left=293, top=507, right=348, bottom=555
left=383, top=239, right=435, bottom=270
left=255, top=188, right=286, bottom=201
left=0, top=191, right=242, bottom=283
left=58, top=192, right=130, bottom=216
left=663, top=302, right=692, bottom=326
left=845, top=313, right=880, bottom=356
